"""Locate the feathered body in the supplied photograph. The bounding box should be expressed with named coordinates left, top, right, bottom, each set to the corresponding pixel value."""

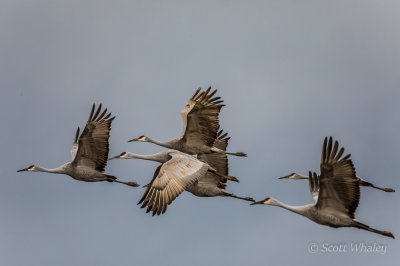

left=17, top=104, right=139, bottom=187
left=129, top=87, right=246, bottom=157
left=252, top=137, right=394, bottom=239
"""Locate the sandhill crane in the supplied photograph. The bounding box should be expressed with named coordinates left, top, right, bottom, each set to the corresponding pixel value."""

left=187, top=130, right=254, bottom=202
left=128, top=87, right=247, bottom=157
left=279, top=172, right=395, bottom=192
left=109, top=148, right=242, bottom=215
left=251, top=137, right=395, bottom=239
left=17, top=104, right=139, bottom=188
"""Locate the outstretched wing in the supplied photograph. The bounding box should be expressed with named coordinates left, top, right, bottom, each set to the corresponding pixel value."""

left=180, top=87, right=224, bottom=149
left=316, top=137, right=360, bottom=219
left=70, top=127, right=80, bottom=161
left=72, top=104, right=115, bottom=172
left=308, top=172, right=319, bottom=203
left=138, top=151, right=209, bottom=215
left=197, top=130, right=230, bottom=188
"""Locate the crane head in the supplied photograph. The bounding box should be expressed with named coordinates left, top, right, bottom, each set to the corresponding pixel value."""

left=109, top=152, right=127, bottom=160
left=17, top=165, right=36, bottom=172
left=128, top=135, right=149, bottom=142
left=278, top=172, right=308, bottom=180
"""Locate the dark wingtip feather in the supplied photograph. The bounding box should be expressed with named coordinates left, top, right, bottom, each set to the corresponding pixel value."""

left=92, top=104, right=102, bottom=121
left=74, top=127, right=80, bottom=143
left=327, top=136, right=333, bottom=161
left=104, top=112, right=111, bottom=119
left=208, top=88, right=217, bottom=99
left=321, top=136, right=328, bottom=164
left=191, top=88, right=201, bottom=100
left=330, top=140, right=339, bottom=161
left=98, top=108, right=107, bottom=120
left=342, top=154, right=351, bottom=160
left=88, top=104, right=95, bottom=122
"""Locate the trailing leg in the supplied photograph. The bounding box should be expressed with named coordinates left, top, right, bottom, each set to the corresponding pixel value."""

left=222, top=191, right=255, bottom=202
left=113, top=179, right=140, bottom=187
left=211, top=147, right=247, bottom=157
left=352, top=221, right=395, bottom=239
left=105, top=174, right=139, bottom=187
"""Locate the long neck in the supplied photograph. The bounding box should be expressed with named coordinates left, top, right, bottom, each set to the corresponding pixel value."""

left=147, top=137, right=180, bottom=149
left=294, top=173, right=309, bottom=180
left=125, top=152, right=170, bottom=163
left=35, top=164, right=69, bottom=174
left=269, top=198, right=311, bottom=217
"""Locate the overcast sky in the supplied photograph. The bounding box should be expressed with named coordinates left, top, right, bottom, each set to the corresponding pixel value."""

left=1, top=1, right=399, bottom=265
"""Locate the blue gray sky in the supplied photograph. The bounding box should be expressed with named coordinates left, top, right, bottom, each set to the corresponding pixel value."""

left=1, top=1, right=399, bottom=265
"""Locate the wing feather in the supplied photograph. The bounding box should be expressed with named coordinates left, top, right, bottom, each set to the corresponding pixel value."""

left=70, top=127, right=80, bottom=161
left=138, top=152, right=208, bottom=215
left=72, top=104, right=114, bottom=172
left=308, top=171, right=319, bottom=203
left=196, top=130, right=230, bottom=189
left=316, top=137, right=360, bottom=218
left=181, top=87, right=224, bottom=148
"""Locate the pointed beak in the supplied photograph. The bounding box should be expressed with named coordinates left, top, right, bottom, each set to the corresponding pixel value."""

left=278, top=175, right=290, bottom=180
left=17, top=167, right=29, bottom=172
left=128, top=137, right=139, bottom=143
left=108, top=155, right=120, bottom=161
left=250, top=200, right=265, bottom=206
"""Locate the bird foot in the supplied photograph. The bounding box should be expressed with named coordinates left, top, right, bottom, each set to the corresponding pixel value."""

left=383, top=188, right=395, bottom=192
left=126, top=181, right=140, bottom=187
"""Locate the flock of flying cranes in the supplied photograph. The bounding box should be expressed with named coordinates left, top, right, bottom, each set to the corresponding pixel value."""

left=17, top=88, right=395, bottom=239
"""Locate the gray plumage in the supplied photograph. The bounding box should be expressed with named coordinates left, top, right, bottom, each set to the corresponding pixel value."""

left=187, top=130, right=254, bottom=202
left=128, top=87, right=247, bottom=157
left=109, top=148, right=240, bottom=215
left=252, top=137, right=394, bottom=239
left=17, top=104, right=139, bottom=188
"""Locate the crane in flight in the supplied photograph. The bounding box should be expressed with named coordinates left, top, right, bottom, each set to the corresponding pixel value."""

left=128, top=87, right=247, bottom=157
left=108, top=140, right=250, bottom=216
left=17, top=104, right=139, bottom=188
left=279, top=173, right=395, bottom=192
left=251, top=137, right=394, bottom=239
left=187, top=130, right=254, bottom=202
